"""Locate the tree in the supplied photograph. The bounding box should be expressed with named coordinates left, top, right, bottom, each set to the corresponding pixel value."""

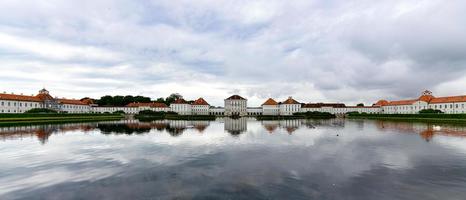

left=97, top=95, right=114, bottom=106
left=165, top=93, right=183, bottom=105
left=357, top=103, right=364, bottom=107
left=134, top=95, right=151, bottom=103
left=123, top=95, right=135, bottom=105
left=113, top=95, right=125, bottom=106
left=155, top=97, right=165, bottom=103
left=96, top=95, right=153, bottom=106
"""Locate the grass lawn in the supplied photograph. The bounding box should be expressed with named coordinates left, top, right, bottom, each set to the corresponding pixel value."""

left=348, top=114, right=466, bottom=124
left=0, top=114, right=124, bottom=124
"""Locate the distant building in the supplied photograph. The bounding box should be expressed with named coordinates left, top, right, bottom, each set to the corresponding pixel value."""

left=375, top=90, right=466, bottom=114
left=1, top=88, right=465, bottom=116
left=192, top=98, right=210, bottom=115
left=170, top=98, right=191, bottom=115
left=279, top=97, right=301, bottom=116
left=0, top=88, right=92, bottom=114
left=262, top=98, right=279, bottom=115
left=224, top=95, right=247, bottom=116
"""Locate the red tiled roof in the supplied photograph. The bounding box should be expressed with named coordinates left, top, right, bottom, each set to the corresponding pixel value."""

left=282, top=97, right=300, bottom=104
left=226, top=95, right=246, bottom=100
left=303, top=103, right=346, bottom=108
left=192, top=98, right=209, bottom=105
left=0, top=93, right=42, bottom=102
left=430, top=95, right=466, bottom=104
left=172, top=98, right=189, bottom=104
left=81, top=98, right=95, bottom=105
left=377, top=90, right=466, bottom=106
left=262, top=98, right=278, bottom=106
left=36, top=93, right=54, bottom=101
left=387, top=99, right=417, bottom=106
left=346, top=106, right=378, bottom=108
left=374, top=100, right=389, bottom=107
left=58, top=99, right=89, bottom=105
left=126, top=102, right=168, bottom=108
left=419, top=95, right=434, bottom=102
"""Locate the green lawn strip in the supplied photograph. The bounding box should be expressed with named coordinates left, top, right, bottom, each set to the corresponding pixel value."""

left=0, top=115, right=123, bottom=122
left=348, top=116, right=466, bottom=124
left=0, top=114, right=121, bottom=119
left=135, top=115, right=216, bottom=121
left=256, top=115, right=335, bottom=120
left=256, top=115, right=306, bottom=120
left=0, top=117, right=124, bottom=127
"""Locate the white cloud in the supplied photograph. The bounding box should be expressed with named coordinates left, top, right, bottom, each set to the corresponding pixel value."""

left=0, top=0, right=465, bottom=105
left=0, top=32, right=123, bottom=62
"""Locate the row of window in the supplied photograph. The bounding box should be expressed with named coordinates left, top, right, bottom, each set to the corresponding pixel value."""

left=1, top=101, right=40, bottom=108
left=387, top=103, right=466, bottom=111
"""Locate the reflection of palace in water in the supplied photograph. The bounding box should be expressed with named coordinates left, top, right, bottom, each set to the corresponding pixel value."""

left=224, top=118, right=247, bottom=135
left=0, top=120, right=213, bottom=143
left=261, top=120, right=302, bottom=134
left=0, top=123, right=96, bottom=144
left=375, top=121, right=466, bottom=142
left=3, top=119, right=464, bottom=143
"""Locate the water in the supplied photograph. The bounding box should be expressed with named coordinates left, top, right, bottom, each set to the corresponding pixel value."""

left=1, top=118, right=466, bottom=200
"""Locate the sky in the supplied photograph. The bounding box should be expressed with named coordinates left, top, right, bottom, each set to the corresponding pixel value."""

left=0, top=0, right=466, bottom=107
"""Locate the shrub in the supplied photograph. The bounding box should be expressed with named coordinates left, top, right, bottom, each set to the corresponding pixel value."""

left=113, top=110, right=125, bottom=114
left=166, top=111, right=178, bottom=115
left=294, top=111, right=336, bottom=119
left=25, top=108, right=58, bottom=114
left=346, top=111, right=360, bottom=116
left=419, top=109, right=443, bottom=114
left=138, top=110, right=166, bottom=116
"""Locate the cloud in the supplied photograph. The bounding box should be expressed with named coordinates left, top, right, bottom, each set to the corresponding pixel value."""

left=0, top=32, right=123, bottom=62
left=0, top=0, right=465, bottom=106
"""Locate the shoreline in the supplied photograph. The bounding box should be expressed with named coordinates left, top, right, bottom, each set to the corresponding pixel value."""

left=0, top=114, right=124, bottom=125
left=348, top=115, right=466, bottom=124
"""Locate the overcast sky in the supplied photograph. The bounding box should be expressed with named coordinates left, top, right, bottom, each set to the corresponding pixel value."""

left=1, top=0, right=465, bottom=106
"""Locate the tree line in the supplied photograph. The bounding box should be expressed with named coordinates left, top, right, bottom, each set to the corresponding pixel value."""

left=88, top=93, right=185, bottom=107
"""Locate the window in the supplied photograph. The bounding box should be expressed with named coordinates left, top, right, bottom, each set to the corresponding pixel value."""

left=1, top=102, right=3, bottom=106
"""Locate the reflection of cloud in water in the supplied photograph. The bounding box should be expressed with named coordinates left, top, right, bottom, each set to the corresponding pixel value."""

left=1, top=119, right=466, bottom=199
left=374, top=120, right=466, bottom=142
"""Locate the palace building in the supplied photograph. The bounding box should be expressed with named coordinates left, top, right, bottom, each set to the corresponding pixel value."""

left=1, top=89, right=465, bottom=116
left=375, top=90, right=466, bottom=114
left=224, top=95, right=247, bottom=116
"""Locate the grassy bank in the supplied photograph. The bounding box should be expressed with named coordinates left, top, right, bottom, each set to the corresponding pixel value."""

left=256, top=115, right=306, bottom=120
left=257, top=112, right=336, bottom=120
left=0, top=113, right=124, bottom=123
left=135, top=114, right=216, bottom=121
left=0, top=117, right=124, bottom=127
left=347, top=113, right=466, bottom=124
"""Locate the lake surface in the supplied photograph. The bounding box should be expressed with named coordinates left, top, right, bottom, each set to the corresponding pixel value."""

left=1, top=118, right=466, bottom=200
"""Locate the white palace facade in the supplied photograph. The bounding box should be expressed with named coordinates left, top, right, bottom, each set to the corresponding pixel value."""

left=1, top=89, right=465, bottom=116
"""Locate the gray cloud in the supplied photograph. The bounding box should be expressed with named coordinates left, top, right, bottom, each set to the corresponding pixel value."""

left=0, top=0, right=465, bottom=106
